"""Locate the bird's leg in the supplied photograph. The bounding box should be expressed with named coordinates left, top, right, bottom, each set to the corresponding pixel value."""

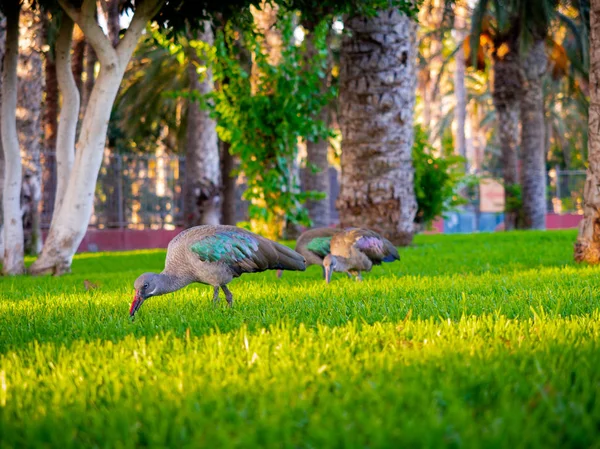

left=222, top=285, right=234, bottom=307
left=322, top=266, right=327, bottom=280
left=346, top=272, right=353, bottom=279
left=349, top=270, right=362, bottom=281
left=212, top=286, right=220, bottom=305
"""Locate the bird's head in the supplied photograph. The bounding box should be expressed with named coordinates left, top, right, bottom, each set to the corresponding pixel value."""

left=130, top=273, right=161, bottom=318
left=323, top=255, right=339, bottom=284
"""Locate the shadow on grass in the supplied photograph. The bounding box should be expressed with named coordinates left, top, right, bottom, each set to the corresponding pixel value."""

left=1, top=332, right=598, bottom=448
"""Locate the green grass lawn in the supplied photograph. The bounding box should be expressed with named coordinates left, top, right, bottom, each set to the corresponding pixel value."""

left=1, top=230, right=600, bottom=448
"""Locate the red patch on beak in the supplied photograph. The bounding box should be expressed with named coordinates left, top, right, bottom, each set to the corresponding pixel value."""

left=130, top=291, right=143, bottom=317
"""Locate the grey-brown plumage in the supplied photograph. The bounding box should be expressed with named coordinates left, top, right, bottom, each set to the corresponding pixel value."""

left=130, top=225, right=306, bottom=316
left=277, top=227, right=342, bottom=279
left=323, top=228, right=399, bottom=283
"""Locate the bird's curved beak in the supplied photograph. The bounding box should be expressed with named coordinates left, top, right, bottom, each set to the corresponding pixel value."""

left=129, top=290, right=144, bottom=318
left=325, top=266, right=332, bottom=284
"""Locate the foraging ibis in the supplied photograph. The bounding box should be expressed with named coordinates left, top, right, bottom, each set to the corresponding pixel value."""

left=130, top=225, right=306, bottom=317
left=323, top=228, right=399, bottom=283
left=277, top=227, right=342, bottom=279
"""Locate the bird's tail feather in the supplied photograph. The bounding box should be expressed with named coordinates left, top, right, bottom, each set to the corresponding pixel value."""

left=272, top=242, right=306, bottom=271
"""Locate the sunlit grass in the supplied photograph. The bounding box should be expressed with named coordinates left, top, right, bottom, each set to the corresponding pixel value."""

left=2, top=230, right=600, bottom=447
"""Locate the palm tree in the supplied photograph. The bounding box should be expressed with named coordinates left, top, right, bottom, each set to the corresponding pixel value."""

left=573, top=0, right=600, bottom=263
left=183, top=25, right=221, bottom=227
left=337, top=8, right=418, bottom=245
left=114, top=25, right=222, bottom=227
left=301, top=19, right=332, bottom=228
left=470, top=0, right=583, bottom=230
left=469, top=3, right=523, bottom=229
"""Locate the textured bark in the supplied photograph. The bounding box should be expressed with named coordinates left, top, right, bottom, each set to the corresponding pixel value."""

left=220, top=140, right=237, bottom=225
left=71, top=24, right=85, bottom=96
left=418, top=1, right=443, bottom=148
left=183, top=24, right=221, bottom=227
left=17, top=0, right=44, bottom=255
left=250, top=2, right=281, bottom=73
left=42, top=12, right=58, bottom=224
left=337, top=9, right=418, bottom=246
left=492, top=50, right=522, bottom=230
left=52, top=15, right=80, bottom=219
left=575, top=0, right=600, bottom=263
left=1, top=2, right=25, bottom=274
left=520, top=40, right=548, bottom=230
left=30, top=0, right=162, bottom=275
left=453, top=4, right=467, bottom=165
left=303, top=29, right=330, bottom=228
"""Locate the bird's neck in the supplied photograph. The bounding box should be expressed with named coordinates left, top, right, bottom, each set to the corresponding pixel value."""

left=157, top=271, right=193, bottom=295
left=334, top=256, right=350, bottom=272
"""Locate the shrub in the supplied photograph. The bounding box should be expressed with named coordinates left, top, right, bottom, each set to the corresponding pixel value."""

left=412, top=124, right=469, bottom=227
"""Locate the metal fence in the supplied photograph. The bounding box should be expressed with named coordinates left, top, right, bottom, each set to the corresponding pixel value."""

left=550, top=167, right=586, bottom=214
left=40, top=151, right=186, bottom=229
left=36, top=150, right=585, bottom=230
left=37, top=151, right=341, bottom=230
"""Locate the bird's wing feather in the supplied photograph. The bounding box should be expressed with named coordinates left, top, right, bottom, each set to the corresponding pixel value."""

left=353, top=230, right=400, bottom=264
left=305, top=236, right=333, bottom=258
left=190, top=231, right=261, bottom=266
left=189, top=228, right=305, bottom=275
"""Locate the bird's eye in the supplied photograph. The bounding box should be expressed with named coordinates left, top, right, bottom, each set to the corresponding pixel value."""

left=143, top=283, right=149, bottom=289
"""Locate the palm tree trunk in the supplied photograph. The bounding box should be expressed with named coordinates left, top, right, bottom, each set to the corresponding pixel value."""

left=337, top=9, right=418, bottom=246
left=18, top=0, right=44, bottom=255
left=520, top=40, right=548, bottom=230
left=492, top=51, right=522, bottom=230
left=302, top=27, right=330, bottom=228
left=220, top=140, right=237, bottom=225
left=575, top=1, right=600, bottom=262
left=183, top=25, right=221, bottom=227
left=304, top=112, right=330, bottom=228
left=453, top=3, right=468, bottom=166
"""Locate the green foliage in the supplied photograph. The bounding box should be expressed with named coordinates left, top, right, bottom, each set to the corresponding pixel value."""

left=203, top=14, right=334, bottom=235
left=2, top=231, right=600, bottom=446
left=412, top=124, right=468, bottom=226
left=504, top=183, right=522, bottom=213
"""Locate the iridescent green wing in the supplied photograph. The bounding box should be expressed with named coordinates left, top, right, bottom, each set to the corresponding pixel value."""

left=306, top=236, right=332, bottom=258
left=190, top=231, right=260, bottom=265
